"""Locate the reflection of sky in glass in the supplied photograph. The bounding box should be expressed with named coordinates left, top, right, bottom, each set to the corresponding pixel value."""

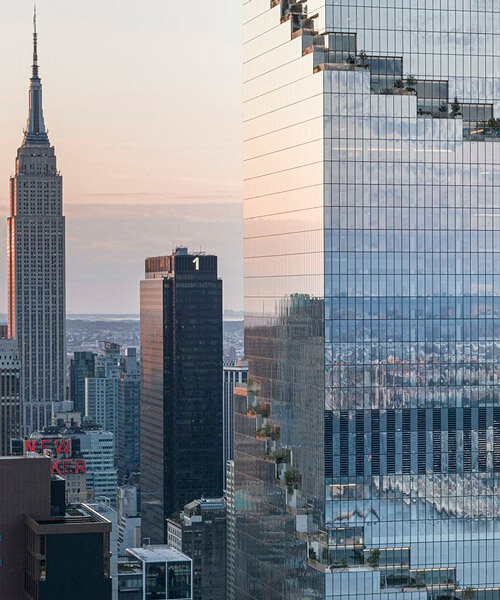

left=239, top=0, right=500, bottom=598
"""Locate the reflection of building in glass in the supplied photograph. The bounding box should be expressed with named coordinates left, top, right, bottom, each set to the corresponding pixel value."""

left=237, top=1, right=500, bottom=598
left=119, top=546, right=192, bottom=600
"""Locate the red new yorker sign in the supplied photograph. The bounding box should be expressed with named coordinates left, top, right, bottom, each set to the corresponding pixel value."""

left=25, top=439, right=86, bottom=475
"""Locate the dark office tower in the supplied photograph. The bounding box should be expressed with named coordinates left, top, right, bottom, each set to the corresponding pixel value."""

left=167, top=498, right=227, bottom=600
left=236, top=0, right=500, bottom=599
left=118, top=347, right=141, bottom=482
left=141, top=248, right=223, bottom=543
left=8, top=12, right=66, bottom=433
left=69, top=352, right=96, bottom=415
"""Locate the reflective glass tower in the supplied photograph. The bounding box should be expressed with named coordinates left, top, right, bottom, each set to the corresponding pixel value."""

left=236, top=0, right=500, bottom=598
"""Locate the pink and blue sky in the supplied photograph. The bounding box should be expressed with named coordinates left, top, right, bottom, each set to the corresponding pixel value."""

left=0, top=0, right=242, bottom=313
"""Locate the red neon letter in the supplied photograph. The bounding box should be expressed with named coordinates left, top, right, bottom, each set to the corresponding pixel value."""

left=25, top=440, right=36, bottom=454
left=41, top=439, right=51, bottom=453
left=54, top=439, right=71, bottom=456
left=51, top=460, right=62, bottom=476
left=75, top=459, right=86, bottom=474
left=63, top=459, right=73, bottom=474
left=50, top=460, right=62, bottom=475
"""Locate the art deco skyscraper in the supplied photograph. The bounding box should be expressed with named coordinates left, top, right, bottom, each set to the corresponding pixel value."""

left=8, top=12, right=66, bottom=433
left=235, top=0, right=500, bottom=598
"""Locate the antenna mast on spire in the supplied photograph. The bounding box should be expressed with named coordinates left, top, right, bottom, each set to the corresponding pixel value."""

left=32, top=4, right=39, bottom=78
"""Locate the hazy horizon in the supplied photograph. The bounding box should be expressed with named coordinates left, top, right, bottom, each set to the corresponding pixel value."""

left=0, top=1, right=243, bottom=313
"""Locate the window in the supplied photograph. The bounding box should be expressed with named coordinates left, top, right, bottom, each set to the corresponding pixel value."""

left=167, top=562, right=191, bottom=599
left=146, top=562, right=166, bottom=600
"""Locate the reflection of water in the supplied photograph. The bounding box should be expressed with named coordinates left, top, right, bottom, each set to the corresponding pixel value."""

left=327, top=475, right=500, bottom=586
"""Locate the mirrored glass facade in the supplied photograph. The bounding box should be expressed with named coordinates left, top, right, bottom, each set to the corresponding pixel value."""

left=236, top=0, right=500, bottom=598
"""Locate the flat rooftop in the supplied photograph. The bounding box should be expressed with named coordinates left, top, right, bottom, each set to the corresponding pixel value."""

left=127, top=545, right=191, bottom=564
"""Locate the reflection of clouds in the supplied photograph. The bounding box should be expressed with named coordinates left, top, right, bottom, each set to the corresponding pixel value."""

left=327, top=474, right=500, bottom=524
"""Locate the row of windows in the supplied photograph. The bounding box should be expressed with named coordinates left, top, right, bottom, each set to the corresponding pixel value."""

left=327, top=407, right=500, bottom=477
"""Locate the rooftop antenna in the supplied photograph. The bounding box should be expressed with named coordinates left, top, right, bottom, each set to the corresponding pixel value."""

left=32, top=4, right=39, bottom=77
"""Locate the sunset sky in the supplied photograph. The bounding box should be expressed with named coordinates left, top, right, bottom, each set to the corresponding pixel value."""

left=0, top=0, right=242, bottom=313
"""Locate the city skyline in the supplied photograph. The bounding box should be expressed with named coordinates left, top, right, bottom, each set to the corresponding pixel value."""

left=0, top=1, right=243, bottom=314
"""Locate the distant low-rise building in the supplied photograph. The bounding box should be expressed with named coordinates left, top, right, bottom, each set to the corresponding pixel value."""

left=117, top=485, right=141, bottom=555
left=167, top=498, right=226, bottom=600
left=118, top=546, right=192, bottom=600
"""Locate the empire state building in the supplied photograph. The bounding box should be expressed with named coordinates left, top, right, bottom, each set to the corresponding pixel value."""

left=8, top=12, right=66, bottom=432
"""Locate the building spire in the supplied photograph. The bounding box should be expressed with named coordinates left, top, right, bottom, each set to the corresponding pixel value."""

left=32, top=4, right=38, bottom=78
left=23, top=4, right=49, bottom=146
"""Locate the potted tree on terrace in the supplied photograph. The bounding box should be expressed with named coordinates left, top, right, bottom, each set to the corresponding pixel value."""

left=393, top=78, right=410, bottom=95
left=366, top=548, right=381, bottom=568
left=450, top=96, right=462, bottom=118
left=405, top=75, right=417, bottom=93
left=345, top=54, right=357, bottom=70
left=357, top=50, right=368, bottom=68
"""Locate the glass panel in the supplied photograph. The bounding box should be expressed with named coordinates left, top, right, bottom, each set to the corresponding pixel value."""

left=145, top=562, right=166, bottom=600
left=167, top=562, right=191, bottom=599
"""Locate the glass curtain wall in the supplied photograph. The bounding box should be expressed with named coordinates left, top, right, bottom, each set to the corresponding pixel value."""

left=238, top=0, right=500, bottom=599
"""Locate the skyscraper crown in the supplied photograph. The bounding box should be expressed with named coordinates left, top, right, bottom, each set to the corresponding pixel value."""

left=23, top=6, right=49, bottom=147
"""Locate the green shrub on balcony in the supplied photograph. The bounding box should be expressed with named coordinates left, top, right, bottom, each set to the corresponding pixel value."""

left=284, top=468, right=301, bottom=493
left=366, top=548, right=380, bottom=568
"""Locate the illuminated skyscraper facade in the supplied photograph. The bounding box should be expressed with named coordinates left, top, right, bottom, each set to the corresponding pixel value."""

left=8, top=13, right=66, bottom=432
left=236, top=1, right=500, bottom=598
